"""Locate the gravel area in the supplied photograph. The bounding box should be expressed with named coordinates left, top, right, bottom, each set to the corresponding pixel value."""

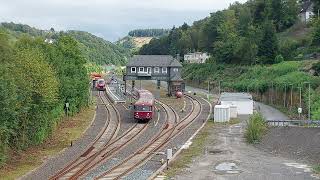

left=21, top=91, right=109, bottom=180
left=124, top=96, right=212, bottom=180
left=255, top=127, right=320, bottom=165
left=173, top=116, right=318, bottom=180
left=82, top=103, right=167, bottom=179
left=256, top=102, right=320, bottom=165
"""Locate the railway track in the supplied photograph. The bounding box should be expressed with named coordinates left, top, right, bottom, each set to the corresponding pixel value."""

left=94, top=95, right=202, bottom=180
left=50, top=91, right=121, bottom=180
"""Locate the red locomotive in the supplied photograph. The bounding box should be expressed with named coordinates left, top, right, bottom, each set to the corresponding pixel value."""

left=133, top=90, right=155, bottom=122
left=96, top=79, right=106, bottom=91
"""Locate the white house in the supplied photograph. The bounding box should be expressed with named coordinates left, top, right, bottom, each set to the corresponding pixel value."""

left=299, top=0, right=314, bottom=23
left=219, top=92, right=254, bottom=115
left=184, top=52, right=210, bottom=64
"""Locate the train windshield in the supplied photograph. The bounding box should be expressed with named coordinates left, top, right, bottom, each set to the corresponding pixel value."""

left=134, top=105, right=151, bottom=111
left=98, top=80, right=105, bottom=84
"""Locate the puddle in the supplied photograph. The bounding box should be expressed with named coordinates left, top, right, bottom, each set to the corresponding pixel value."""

left=213, top=161, right=242, bottom=174
left=208, top=149, right=224, bottom=154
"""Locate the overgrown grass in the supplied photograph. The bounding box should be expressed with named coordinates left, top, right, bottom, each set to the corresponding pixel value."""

left=165, top=121, right=214, bottom=177
left=314, top=165, right=320, bottom=174
left=0, top=103, right=96, bottom=179
left=245, top=113, right=268, bottom=144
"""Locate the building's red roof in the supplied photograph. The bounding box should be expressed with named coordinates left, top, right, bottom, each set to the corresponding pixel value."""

left=134, top=90, right=154, bottom=106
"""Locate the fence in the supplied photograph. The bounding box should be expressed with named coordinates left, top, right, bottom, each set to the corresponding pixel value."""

left=266, top=120, right=320, bottom=127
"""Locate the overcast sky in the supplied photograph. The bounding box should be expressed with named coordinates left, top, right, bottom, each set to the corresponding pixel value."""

left=0, top=0, right=247, bottom=42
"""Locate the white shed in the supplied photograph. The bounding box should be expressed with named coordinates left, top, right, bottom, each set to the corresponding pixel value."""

left=214, top=105, right=231, bottom=123
left=219, top=92, right=254, bottom=115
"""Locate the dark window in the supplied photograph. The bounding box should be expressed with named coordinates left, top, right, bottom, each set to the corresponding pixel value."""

left=134, top=105, right=151, bottom=111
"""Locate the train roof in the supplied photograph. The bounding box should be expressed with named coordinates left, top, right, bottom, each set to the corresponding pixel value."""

left=134, top=90, right=154, bottom=106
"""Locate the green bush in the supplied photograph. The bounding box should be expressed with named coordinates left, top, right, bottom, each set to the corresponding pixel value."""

left=275, top=55, right=284, bottom=63
left=245, top=113, right=267, bottom=144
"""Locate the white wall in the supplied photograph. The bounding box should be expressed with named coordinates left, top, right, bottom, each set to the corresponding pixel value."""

left=221, top=100, right=253, bottom=115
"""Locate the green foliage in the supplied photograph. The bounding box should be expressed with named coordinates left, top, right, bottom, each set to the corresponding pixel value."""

left=128, top=29, right=170, bottom=37
left=275, top=54, right=284, bottom=63
left=311, top=20, right=320, bottom=47
left=313, top=62, right=320, bottom=76
left=245, top=113, right=267, bottom=143
left=257, top=22, right=279, bottom=64
left=138, top=0, right=298, bottom=65
left=0, top=30, right=91, bottom=166
left=65, top=31, right=129, bottom=65
left=0, top=22, right=130, bottom=66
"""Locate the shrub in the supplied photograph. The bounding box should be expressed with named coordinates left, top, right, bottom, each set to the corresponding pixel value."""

left=275, top=55, right=284, bottom=64
left=245, top=113, right=267, bottom=143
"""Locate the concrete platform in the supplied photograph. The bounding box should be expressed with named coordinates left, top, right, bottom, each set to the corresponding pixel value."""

left=105, top=84, right=126, bottom=103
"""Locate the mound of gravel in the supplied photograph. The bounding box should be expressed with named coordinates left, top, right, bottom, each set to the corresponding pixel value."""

left=255, top=127, right=320, bottom=165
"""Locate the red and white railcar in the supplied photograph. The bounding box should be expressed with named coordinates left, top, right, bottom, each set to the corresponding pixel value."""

left=133, top=90, right=155, bottom=122
left=96, top=78, right=106, bottom=91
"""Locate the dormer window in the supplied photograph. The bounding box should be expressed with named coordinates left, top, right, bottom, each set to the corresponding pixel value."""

left=154, top=67, right=160, bottom=73
left=173, top=68, right=178, bottom=72
left=162, top=67, right=167, bottom=74
left=131, top=67, right=136, bottom=73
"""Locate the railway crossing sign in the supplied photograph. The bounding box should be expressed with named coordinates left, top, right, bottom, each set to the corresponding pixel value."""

left=298, top=107, right=302, bottom=114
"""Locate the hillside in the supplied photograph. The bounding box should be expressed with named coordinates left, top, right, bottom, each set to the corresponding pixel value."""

left=0, top=22, right=129, bottom=65
left=117, top=36, right=153, bottom=51
left=117, top=28, right=169, bottom=52
left=183, top=60, right=320, bottom=119
left=66, top=30, right=129, bottom=65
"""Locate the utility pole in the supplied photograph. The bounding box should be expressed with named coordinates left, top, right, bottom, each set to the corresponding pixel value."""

left=298, top=87, right=302, bottom=119
left=218, top=81, right=222, bottom=95
left=271, top=82, right=274, bottom=105
left=283, top=84, right=287, bottom=107
left=207, top=81, right=210, bottom=94
left=290, top=84, right=293, bottom=110
left=304, top=82, right=311, bottom=121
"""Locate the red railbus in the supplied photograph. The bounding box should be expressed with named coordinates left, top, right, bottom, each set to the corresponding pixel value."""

left=96, top=78, right=106, bottom=91
left=133, top=90, right=155, bottom=122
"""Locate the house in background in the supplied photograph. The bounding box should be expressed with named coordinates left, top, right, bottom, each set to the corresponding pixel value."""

left=184, top=52, right=210, bottom=64
left=125, top=55, right=185, bottom=96
left=299, top=0, right=314, bottom=23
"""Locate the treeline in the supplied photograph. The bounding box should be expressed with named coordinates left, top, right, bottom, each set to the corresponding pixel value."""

left=0, top=30, right=89, bottom=166
left=128, top=29, right=170, bottom=37
left=0, top=22, right=130, bottom=65
left=139, top=0, right=304, bottom=64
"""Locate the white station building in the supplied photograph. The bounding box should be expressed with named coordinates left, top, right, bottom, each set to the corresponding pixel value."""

left=219, top=92, right=254, bottom=115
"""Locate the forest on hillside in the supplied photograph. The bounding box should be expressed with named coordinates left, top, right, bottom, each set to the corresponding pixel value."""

left=140, top=0, right=320, bottom=65
left=128, top=29, right=170, bottom=37
left=0, top=30, right=90, bottom=166
left=0, top=22, right=130, bottom=65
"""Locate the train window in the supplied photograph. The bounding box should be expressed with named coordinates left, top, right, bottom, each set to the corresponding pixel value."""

left=131, top=67, right=136, bottom=73
left=135, top=105, right=151, bottom=111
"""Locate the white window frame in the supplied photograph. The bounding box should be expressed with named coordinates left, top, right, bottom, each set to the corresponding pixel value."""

left=173, top=68, right=178, bottom=72
left=154, top=67, right=160, bottom=73
left=162, top=67, right=167, bottom=74
left=131, top=67, right=136, bottom=73
left=138, top=67, right=145, bottom=73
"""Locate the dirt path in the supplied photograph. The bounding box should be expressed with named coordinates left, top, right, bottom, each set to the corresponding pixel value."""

left=174, top=116, right=319, bottom=180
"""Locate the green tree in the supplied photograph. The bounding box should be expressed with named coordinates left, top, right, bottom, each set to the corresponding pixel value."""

left=311, top=20, right=320, bottom=47
left=257, top=22, right=279, bottom=64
